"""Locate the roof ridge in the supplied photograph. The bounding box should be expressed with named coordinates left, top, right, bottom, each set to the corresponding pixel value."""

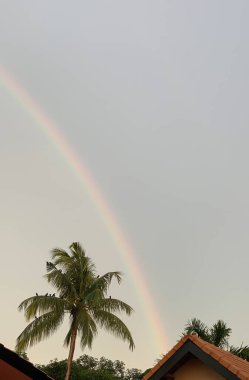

left=143, top=334, right=249, bottom=380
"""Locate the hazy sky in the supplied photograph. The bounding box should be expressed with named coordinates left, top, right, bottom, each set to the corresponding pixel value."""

left=1, top=0, right=249, bottom=371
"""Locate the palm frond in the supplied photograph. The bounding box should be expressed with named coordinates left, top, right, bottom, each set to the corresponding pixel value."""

left=44, top=267, right=77, bottom=299
left=77, top=311, right=98, bottom=349
left=92, top=298, right=134, bottom=316
left=16, top=310, right=64, bottom=351
left=63, top=316, right=77, bottom=348
left=210, top=320, right=231, bottom=348
left=50, top=248, right=72, bottom=269
left=93, top=309, right=135, bottom=350
left=87, top=272, right=123, bottom=296
left=230, top=344, right=249, bottom=361
left=85, top=288, right=104, bottom=304
left=69, top=243, right=92, bottom=275
left=18, top=296, right=67, bottom=321
left=69, top=242, right=86, bottom=259
left=46, top=261, right=57, bottom=272
left=183, top=318, right=210, bottom=341
left=50, top=244, right=96, bottom=298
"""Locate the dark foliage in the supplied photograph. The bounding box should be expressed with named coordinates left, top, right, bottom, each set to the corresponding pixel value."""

left=38, top=354, right=144, bottom=380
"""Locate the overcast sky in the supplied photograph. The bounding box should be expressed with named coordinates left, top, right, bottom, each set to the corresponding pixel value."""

left=1, top=0, right=249, bottom=371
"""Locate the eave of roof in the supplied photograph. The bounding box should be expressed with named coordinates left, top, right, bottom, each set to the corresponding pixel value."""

left=0, top=343, right=54, bottom=380
left=143, top=335, right=249, bottom=380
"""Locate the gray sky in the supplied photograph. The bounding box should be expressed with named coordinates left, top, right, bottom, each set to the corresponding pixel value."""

left=1, top=0, right=249, bottom=371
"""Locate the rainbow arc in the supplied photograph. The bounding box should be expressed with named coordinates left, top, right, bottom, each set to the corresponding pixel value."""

left=0, top=65, right=167, bottom=354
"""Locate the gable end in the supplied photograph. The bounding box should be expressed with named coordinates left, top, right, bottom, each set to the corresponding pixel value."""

left=149, top=340, right=240, bottom=380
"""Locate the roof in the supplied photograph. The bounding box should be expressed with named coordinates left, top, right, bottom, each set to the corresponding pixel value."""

left=143, top=334, right=249, bottom=380
left=0, top=343, right=54, bottom=380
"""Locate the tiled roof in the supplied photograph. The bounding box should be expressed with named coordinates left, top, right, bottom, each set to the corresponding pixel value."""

left=143, top=334, right=249, bottom=380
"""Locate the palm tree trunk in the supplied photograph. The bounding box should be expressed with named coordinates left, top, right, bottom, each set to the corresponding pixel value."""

left=64, top=328, right=77, bottom=380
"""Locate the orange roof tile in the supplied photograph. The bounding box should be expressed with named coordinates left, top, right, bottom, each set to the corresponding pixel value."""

left=143, top=334, right=249, bottom=380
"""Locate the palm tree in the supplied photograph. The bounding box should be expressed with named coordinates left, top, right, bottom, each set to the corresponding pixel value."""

left=183, top=318, right=249, bottom=360
left=183, top=318, right=211, bottom=343
left=16, top=242, right=135, bottom=380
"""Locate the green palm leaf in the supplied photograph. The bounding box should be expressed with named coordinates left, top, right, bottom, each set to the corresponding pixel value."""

left=183, top=318, right=210, bottom=342
left=229, top=344, right=249, bottom=360
left=95, top=298, right=134, bottom=315
left=77, top=310, right=98, bottom=349
left=88, top=272, right=123, bottom=295
left=92, top=309, right=135, bottom=350
left=19, top=295, right=67, bottom=321
left=210, top=320, right=231, bottom=348
left=16, top=310, right=64, bottom=351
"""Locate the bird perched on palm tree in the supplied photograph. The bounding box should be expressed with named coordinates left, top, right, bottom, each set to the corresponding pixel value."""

left=183, top=318, right=249, bottom=360
left=16, top=242, right=135, bottom=380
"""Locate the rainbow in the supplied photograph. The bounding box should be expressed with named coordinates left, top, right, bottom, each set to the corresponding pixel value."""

left=0, top=65, right=167, bottom=354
